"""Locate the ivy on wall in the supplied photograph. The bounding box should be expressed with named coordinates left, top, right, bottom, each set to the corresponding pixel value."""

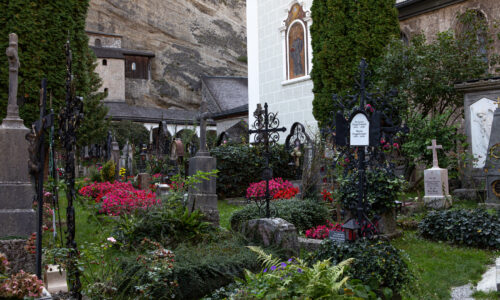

left=0, top=0, right=108, bottom=145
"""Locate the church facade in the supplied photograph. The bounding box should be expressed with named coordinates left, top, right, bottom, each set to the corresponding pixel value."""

left=247, top=0, right=316, bottom=141
left=247, top=0, right=500, bottom=139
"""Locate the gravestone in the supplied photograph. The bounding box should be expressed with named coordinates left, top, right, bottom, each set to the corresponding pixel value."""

left=484, top=98, right=500, bottom=207
left=111, top=138, right=120, bottom=179
left=137, top=173, right=151, bottom=190
left=188, top=101, right=219, bottom=225
left=119, top=141, right=133, bottom=175
left=455, top=79, right=500, bottom=189
left=241, top=218, right=299, bottom=257
left=424, top=140, right=452, bottom=209
left=0, top=33, right=36, bottom=238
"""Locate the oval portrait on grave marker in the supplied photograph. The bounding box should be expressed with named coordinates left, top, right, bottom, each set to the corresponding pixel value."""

left=350, top=113, right=370, bottom=146
left=493, top=180, right=500, bottom=198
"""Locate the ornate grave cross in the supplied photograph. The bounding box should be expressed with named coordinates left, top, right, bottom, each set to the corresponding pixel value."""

left=326, top=59, right=405, bottom=240
left=248, top=103, right=286, bottom=217
left=26, top=79, right=54, bottom=279
left=495, top=97, right=500, bottom=109
left=427, top=139, right=443, bottom=168
left=59, top=39, right=83, bottom=299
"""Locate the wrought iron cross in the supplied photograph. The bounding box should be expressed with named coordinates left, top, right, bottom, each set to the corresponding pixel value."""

left=427, top=139, right=443, bottom=168
left=26, top=79, right=54, bottom=279
left=248, top=103, right=286, bottom=217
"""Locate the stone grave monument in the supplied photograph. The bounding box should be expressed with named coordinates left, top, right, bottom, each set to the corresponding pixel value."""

left=0, top=33, right=36, bottom=272
left=119, top=140, right=133, bottom=175
left=187, top=101, right=219, bottom=225
left=455, top=79, right=500, bottom=199
left=424, top=139, right=452, bottom=209
left=484, top=98, right=500, bottom=207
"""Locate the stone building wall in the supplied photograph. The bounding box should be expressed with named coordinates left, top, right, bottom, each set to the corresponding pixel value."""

left=399, top=0, right=500, bottom=56
left=95, top=58, right=125, bottom=101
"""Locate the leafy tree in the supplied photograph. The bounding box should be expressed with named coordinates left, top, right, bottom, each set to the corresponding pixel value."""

left=375, top=9, right=499, bottom=119
left=0, top=0, right=108, bottom=145
left=111, top=120, right=149, bottom=148
left=310, top=0, right=400, bottom=126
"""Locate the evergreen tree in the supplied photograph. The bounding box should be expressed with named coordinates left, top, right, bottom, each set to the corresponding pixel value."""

left=310, top=0, right=400, bottom=126
left=0, top=0, right=109, bottom=145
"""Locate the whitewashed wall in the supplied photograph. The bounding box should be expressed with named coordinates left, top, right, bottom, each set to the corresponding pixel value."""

left=247, top=0, right=317, bottom=143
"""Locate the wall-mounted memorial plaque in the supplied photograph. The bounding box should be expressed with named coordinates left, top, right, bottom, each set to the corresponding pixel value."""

left=350, top=113, right=369, bottom=146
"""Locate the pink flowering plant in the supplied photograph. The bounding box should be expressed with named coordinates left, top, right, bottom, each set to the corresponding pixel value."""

left=79, top=181, right=160, bottom=215
left=0, top=253, right=44, bottom=299
left=246, top=178, right=298, bottom=200
left=305, top=221, right=344, bottom=239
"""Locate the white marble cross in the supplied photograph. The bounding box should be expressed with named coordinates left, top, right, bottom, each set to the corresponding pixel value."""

left=427, top=139, right=443, bottom=168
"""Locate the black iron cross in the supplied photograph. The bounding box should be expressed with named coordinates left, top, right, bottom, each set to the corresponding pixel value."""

left=26, top=78, right=54, bottom=279
left=248, top=103, right=286, bottom=217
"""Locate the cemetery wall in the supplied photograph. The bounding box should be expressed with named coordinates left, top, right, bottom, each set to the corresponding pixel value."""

left=400, top=0, right=500, bottom=59
left=248, top=0, right=317, bottom=141
left=95, top=58, right=125, bottom=101
left=86, top=0, right=247, bottom=110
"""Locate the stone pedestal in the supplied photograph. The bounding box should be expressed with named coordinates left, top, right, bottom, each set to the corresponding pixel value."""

left=137, top=173, right=151, bottom=190
left=424, top=167, right=452, bottom=209
left=0, top=121, right=36, bottom=238
left=241, top=218, right=299, bottom=256
left=485, top=105, right=500, bottom=207
left=188, top=152, right=219, bottom=225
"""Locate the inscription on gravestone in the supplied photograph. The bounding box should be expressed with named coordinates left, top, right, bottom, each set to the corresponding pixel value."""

left=350, top=113, right=369, bottom=146
left=425, top=171, right=443, bottom=196
left=328, top=230, right=345, bottom=243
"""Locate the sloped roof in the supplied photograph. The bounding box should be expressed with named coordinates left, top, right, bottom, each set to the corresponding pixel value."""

left=202, top=76, right=248, bottom=114
left=103, top=101, right=211, bottom=124
left=90, top=46, right=155, bottom=59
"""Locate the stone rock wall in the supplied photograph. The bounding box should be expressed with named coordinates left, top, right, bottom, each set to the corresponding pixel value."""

left=0, top=239, right=35, bottom=274
left=86, top=0, right=247, bottom=110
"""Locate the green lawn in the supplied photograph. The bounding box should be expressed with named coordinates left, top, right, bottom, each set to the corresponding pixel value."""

left=217, top=200, right=244, bottom=229
left=393, top=231, right=497, bottom=300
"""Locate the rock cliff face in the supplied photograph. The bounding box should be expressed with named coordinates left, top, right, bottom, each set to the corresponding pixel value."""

left=86, top=0, right=247, bottom=110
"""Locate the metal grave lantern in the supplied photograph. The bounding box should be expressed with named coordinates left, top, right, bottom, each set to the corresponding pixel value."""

left=342, top=219, right=360, bottom=241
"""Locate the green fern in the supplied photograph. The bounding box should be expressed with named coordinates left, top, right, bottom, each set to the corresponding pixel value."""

left=246, top=246, right=281, bottom=269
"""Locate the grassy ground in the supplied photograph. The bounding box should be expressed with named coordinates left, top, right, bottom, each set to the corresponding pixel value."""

left=217, top=200, right=244, bottom=229
left=393, top=231, right=497, bottom=300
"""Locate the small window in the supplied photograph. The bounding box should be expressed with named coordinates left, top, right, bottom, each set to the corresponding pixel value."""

left=102, top=59, right=107, bottom=66
left=104, top=88, right=108, bottom=94
left=131, top=62, right=136, bottom=71
left=95, top=39, right=102, bottom=47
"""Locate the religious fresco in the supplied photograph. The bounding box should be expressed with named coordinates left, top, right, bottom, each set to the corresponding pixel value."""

left=285, top=3, right=308, bottom=80
left=288, top=23, right=305, bottom=79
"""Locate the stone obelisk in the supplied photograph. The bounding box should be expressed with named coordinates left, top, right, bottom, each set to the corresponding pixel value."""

left=0, top=33, right=36, bottom=237
left=187, top=100, right=219, bottom=225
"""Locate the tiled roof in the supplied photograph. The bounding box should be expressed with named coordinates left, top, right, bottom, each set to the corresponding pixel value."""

left=90, top=46, right=155, bottom=59
left=202, top=76, right=248, bottom=114
left=103, top=101, right=210, bottom=124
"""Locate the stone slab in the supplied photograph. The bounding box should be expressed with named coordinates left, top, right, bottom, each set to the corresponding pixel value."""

left=187, top=193, right=219, bottom=226
left=0, top=210, right=36, bottom=238
left=188, top=155, right=216, bottom=194
left=298, top=237, right=322, bottom=252
left=0, top=183, right=34, bottom=208
left=424, top=167, right=449, bottom=197
left=423, top=196, right=452, bottom=209
left=0, top=126, right=30, bottom=182
left=452, top=188, right=480, bottom=201
left=241, top=218, right=299, bottom=256
left=137, top=173, right=151, bottom=190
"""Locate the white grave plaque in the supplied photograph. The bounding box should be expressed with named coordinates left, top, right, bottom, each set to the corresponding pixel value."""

left=350, top=113, right=369, bottom=146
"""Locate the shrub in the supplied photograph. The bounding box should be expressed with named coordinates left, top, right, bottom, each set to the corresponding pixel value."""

left=101, top=160, right=116, bottom=183
left=305, top=221, right=343, bottom=239
left=230, top=199, right=330, bottom=232
left=235, top=246, right=355, bottom=299
left=89, top=166, right=103, bottom=182
left=246, top=178, right=297, bottom=199
left=211, top=144, right=295, bottom=198
left=337, top=168, right=405, bottom=215
left=418, top=209, right=500, bottom=249
left=309, top=239, right=411, bottom=294
left=0, top=270, right=44, bottom=299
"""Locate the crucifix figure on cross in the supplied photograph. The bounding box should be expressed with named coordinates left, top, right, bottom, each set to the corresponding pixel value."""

left=197, top=99, right=212, bottom=155
left=427, top=139, right=443, bottom=168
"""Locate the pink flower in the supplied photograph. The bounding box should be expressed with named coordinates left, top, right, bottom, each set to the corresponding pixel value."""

left=107, top=237, right=117, bottom=243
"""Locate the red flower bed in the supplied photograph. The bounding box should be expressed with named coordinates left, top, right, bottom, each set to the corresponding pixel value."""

left=246, top=178, right=299, bottom=200
left=79, top=181, right=160, bottom=215
left=305, top=221, right=343, bottom=239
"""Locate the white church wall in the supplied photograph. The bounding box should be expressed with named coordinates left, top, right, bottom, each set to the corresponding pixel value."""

left=248, top=0, right=317, bottom=143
